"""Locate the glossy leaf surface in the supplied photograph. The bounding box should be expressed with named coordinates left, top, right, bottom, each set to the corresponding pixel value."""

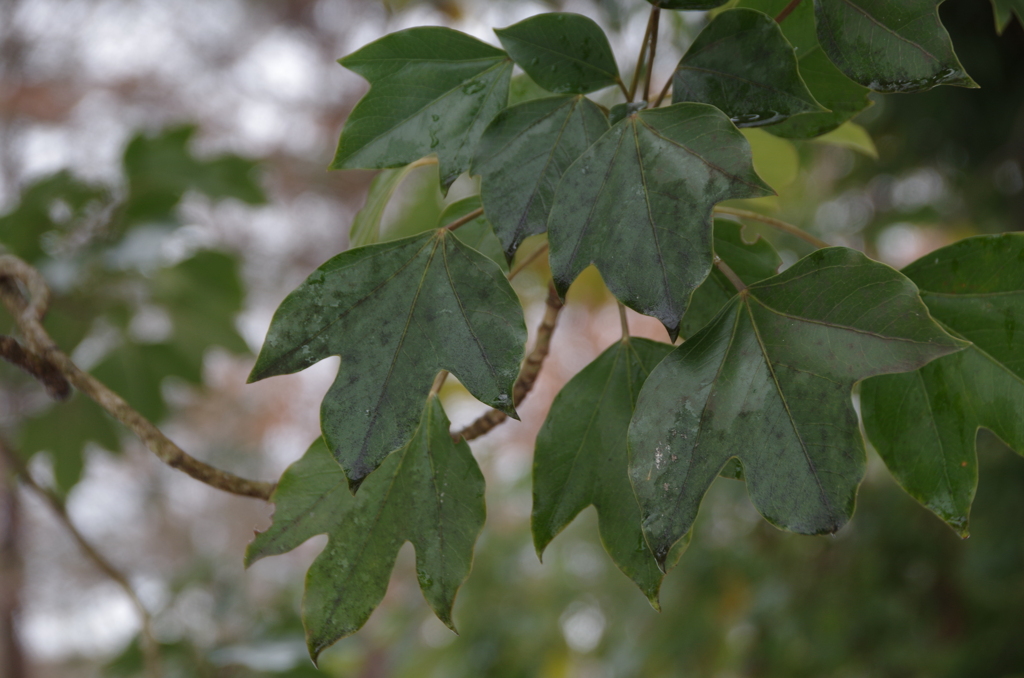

left=548, top=103, right=773, bottom=338
left=332, top=27, right=512, bottom=190
left=533, top=338, right=674, bottom=605
left=814, top=0, right=976, bottom=93
left=861, top=234, right=1024, bottom=536
left=672, top=9, right=824, bottom=128
left=738, top=0, right=873, bottom=139
left=247, top=397, right=485, bottom=660
left=249, top=229, right=526, bottom=489
left=629, top=248, right=966, bottom=566
left=495, top=13, right=620, bottom=94
left=473, top=95, right=608, bottom=260
left=680, top=220, right=782, bottom=340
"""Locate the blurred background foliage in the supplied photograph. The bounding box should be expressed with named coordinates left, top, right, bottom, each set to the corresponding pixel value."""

left=0, top=0, right=1021, bottom=677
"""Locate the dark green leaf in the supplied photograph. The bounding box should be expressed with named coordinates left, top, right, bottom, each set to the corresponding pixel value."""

left=533, top=338, right=675, bottom=605
left=861, top=234, right=1024, bottom=536
left=680, top=220, right=782, bottom=340
left=734, top=0, right=873, bottom=138
left=991, top=0, right=1024, bottom=33
left=249, top=229, right=526, bottom=489
left=646, top=0, right=731, bottom=9
left=332, top=27, right=513, bottom=191
left=671, top=9, right=825, bottom=128
left=814, top=0, right=977, bottom=93
left=547, top=103, right=773, bottom=339
left=628, top=247, right=966, bottom=567
left=246, top=397, right=485, bottom=661
left=473, top=95, right=608, bottom=261
left=495, top=13, right=620, bottom=94
left=437, top=197, right=508, bottom=273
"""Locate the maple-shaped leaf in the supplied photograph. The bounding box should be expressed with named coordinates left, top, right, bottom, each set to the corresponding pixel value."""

left=547, top=103, right=773, bottom=339
left=737, top=0, right=872, bottom=139
left=249, top=229, right=526, bottom=489
left=628, top=247, right=966, bottom=567
left=680, top=220, right=782, bottom=340
left=532, top=338, right=675, bottom=606
left=495, top=13, right=621, bottom=95
left=814, top=0, right=976, bottom=94
left=332, top=27, right=513, bottom=190
left=246, top=396, right=485, bottom=661
left=861, top=234, right=1024, bottom=536
left=671, top=8, right=825, bottom=128
left=472, top=95, right=608, bottom=261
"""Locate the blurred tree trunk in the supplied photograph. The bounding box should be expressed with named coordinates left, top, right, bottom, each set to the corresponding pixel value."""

left=0, top=458, right=27, bottom=678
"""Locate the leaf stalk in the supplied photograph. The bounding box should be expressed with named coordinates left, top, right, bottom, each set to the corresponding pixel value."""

left=713, top=206, right=829, bottom=249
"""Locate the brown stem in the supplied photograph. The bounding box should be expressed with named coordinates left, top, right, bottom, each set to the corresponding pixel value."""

left=713, top=206, right=830, bottom=249
left=445, top=207, right=484, bottom=231
left=0, top=255, right=275, bottom=501
left=643, top=8, right=661, bottom=103
left=653, top=77, right=673, bottom=108
left=0, top=334, right=70, bottom=400
left=615, top=76, right=630, bottom=100
left=429, top=370, right=448, bottom=397
left=0, top=455, right=27, bottom=678
left=628, top=8, right=658, bottom=102
left=618, top=301, right=630, bottom=339
left=714, top=256, right=748, bottom=293
left=775, top=0, right=803, bottom=23
left=0, top=439, right=162, bottom=677
left=454, top=285, right=563, bottom=442
left=508, top=242, right=549, bottom=280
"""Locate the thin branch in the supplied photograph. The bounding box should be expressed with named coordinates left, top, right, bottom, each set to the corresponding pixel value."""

left=0, top=335, right=70, bottom=400
left=429, top=370, right=448, bottom=397
left=445, top=207, right=484, bottom=231
left=454, top=285, right=563, bottom=443
left=713, top=206, right=830, bottom=249
left=508, top=242, right=549, bottom=280
left=643, top=8, right=661, bottom=103
left=775, top=0, right=803, bottom=23
left=615, top=76, right=630, bottom=100
left=618, top=301, right=630, bottom=339
left=0, top=255, right=276, bottom=501
left=653, top=77, right=673, bottom=108
left=714, top=256, right=748, bottom=293
left=0, top=439, right=161, bottom=677
left=628, top=8, right=658, bottom=102
left=0, top=456, right=26, bottom=678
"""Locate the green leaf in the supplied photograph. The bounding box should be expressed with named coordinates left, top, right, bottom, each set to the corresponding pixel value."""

left=93, top=342, right=201, bottom=423
left=680, top=220, right=781, bottom=340
left=246, top=396, right=485, bottom=661
left=473, top=95, right=609, bottom=261
left=991, top=0, right=1024, bottom=33
left=0, top=171, right=111, bottom=262
left=533, top=338, right=675, bottom=606
left=737, top=0, right=873, bottom=139
left=813, top=0, right=977, bottom=94
left=646, top=0, right=732, bottom=9
left=628, top=247, right=966, bottom=566
left=249, top=229, right=526, bottom=489
left=547, top=103, right=773, bottom=339
left=808, top=121, right=878, bottom=158
left=436, top=197, right=508, bottom=273
left=861, top=234, right=1024, bottom=536
left=19, top=394, right=120, bottom=494
left=671, top=9, right=825, bottom=127
left=495, top=13, right=621, bottom=95
left=332, top=27, right=513, bottom=191
left=349, top=159, right=437, bottom=248
left=120, top=126, right=265, bottom=229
